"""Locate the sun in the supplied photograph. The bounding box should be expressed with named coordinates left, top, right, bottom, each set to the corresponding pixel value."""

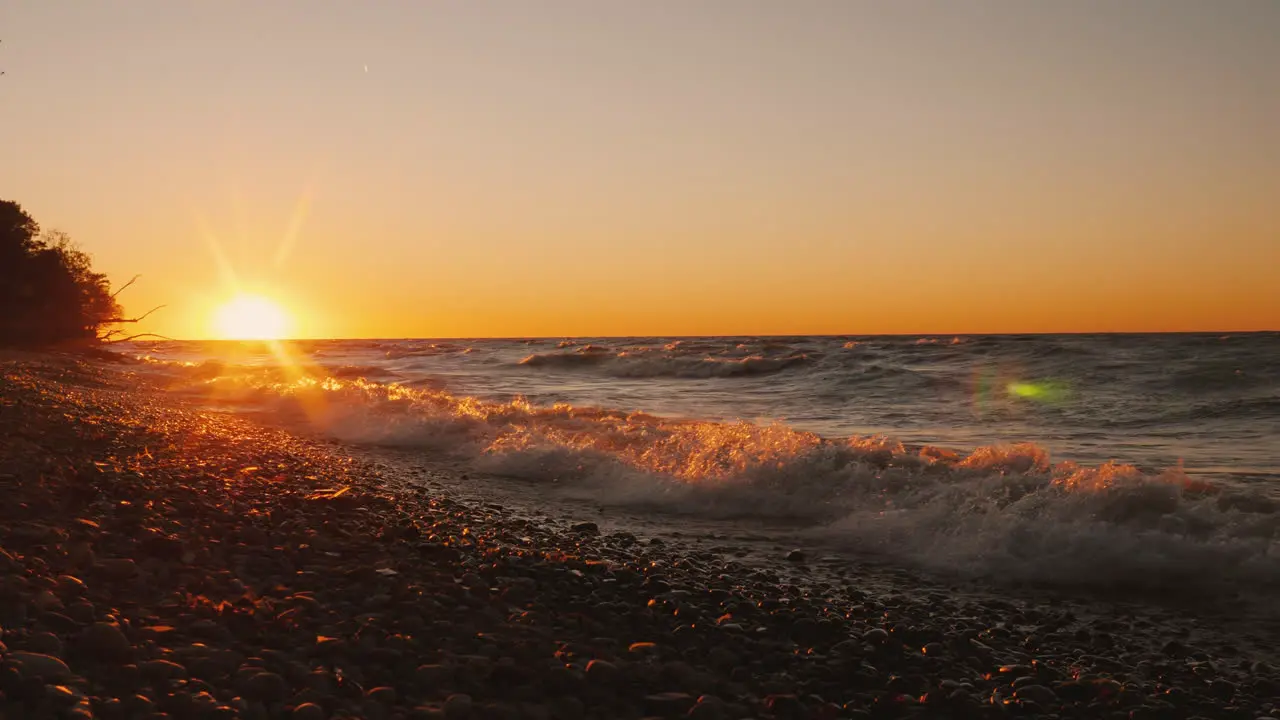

left=213, top=295, right=292, bottom=340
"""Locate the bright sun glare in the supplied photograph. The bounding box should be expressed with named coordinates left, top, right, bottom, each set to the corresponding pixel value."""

left=213, top=295, right=291, bottom=340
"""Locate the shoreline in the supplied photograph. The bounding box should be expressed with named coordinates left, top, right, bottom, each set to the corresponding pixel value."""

left=1, top=353, right=1277, bottom=719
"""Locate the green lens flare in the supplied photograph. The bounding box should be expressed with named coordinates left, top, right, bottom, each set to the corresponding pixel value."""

left=1006, top=380, right=1069, bottom=403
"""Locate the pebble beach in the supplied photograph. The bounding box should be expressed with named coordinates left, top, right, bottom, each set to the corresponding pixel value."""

left=1, top=353, right=1278, bottom=720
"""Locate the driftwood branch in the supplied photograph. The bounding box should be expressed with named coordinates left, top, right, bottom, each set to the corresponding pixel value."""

left=103, top=304, right=166, bottom=325
left=105, top=332, right=175, bottom=343
left=110, top=274, right=141, bottom=299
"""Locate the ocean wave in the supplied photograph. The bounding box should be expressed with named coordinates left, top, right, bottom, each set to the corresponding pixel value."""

left=150, top=364, right=1280, bottom=593
left=664, top=340, right=735, bottom=353
left=827, top=363, right=966, bottom=392
left=1106, top=395, right=1280, bottom=429
left=1185, top=396, right=1280, bottom=421
left=913, top=336, right=967, bottom=346
left=610, top=353, right=812, bottom=378
left=383, top=343, right=471, bottom=359
left=1164, top=364, right=1277, bottom=393
left=519, top=346, right=614, bottom=368
left=328, top=364, right=398, bottom=380
left=519, top=348, right=813, bottom=378
left=136, top=356, right=400, bottom=384
left=1026, top=341, right=1099, bottom=359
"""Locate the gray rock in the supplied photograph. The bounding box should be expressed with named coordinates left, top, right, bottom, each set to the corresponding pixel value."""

left=37, top=611, right=78, bottom=633
left=6, top=652, right=72, bottom=681
left=444, top=693, right=473, bottom=720
left=46, top=683, right=83, bottom=706
left=362, top=700, right=391, bottom=720
left=628, top=642, right=660, bottom=657
left=707, top=647, right=739, bottom=669
left=65, top=602, right=96, bottom=624
left=1208, top=679, right=1236, bottom=699
left=122, top=693, right=156, bottom=716
left=862, top=628, right=888, bottom=643
left=139, top=659, right=188, bottom=681
left=505, top=577, right=537, bottom=600
left=80, top=622, right=131, bottom=660
left=831, top=639, right=861, bottom=656
left=416, top=663, right=455, bottom=689
left=26, top=631, right=64, bottom=655
left=643, top=692, right=695, bottom=716
left=292, top=702, right=326, bottom=720
left=367, top=686, right=397, bottom=705
left=244, top=671, right=289, bottom=702
left=188, top=618, right=231, bottom=640
left=549, top=695, right=584, bottom=720
left=765, top=694, right=806, bottom=719
left=93, top=558, right=139, bottom=580
left=584, top=659, right=620, bottom=685
left=688, top=695, right=726, bottom=720
left=790, top=618, right=821, bottom=644
left=31, top=589, right=63, bottom=611
left=1014, top=685, right=1057, bottom=705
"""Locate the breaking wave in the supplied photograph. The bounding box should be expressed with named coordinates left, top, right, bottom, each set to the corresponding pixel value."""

left=147, top=361, right=1280, bottom=593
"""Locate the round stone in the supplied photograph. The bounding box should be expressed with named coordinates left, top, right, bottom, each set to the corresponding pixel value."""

left=80, top=622, right=131, bottom=660
left=292, top=703, right=326, bottom=720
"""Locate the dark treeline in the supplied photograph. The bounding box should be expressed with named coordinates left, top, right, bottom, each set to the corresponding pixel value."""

left=1, top=199, right=130, bottom=346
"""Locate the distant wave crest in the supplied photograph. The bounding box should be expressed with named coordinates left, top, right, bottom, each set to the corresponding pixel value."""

left=519, top=347, right=813, bottom=378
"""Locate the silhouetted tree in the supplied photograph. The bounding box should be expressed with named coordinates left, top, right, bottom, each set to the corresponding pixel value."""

left=0, top=199, right=143, bottom=346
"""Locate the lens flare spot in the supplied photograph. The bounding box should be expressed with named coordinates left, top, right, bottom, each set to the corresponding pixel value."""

left=1006, top=380, right=1069, bottom=403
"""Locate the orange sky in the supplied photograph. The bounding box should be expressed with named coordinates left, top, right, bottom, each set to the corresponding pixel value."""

left=2, top=2, right=1278, bottom=339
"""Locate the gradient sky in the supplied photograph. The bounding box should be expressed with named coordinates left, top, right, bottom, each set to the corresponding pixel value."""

left=2, top=1, right=1278, bottom=338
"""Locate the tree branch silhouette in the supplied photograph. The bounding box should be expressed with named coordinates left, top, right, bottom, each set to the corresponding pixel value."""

left=101, top=331, right=174, bottom=343
left=110, top=274, right=141, bottom=299
left=103, top=304, right=166, bottom=325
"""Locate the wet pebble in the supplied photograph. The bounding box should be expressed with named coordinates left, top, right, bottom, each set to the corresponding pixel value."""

left=139, top=658, right=188, bottom=682
left=6, top=651, right=72, bottom=681
left=93, top=558, right=139, bottom=580
left=644, top=691, right=696, bottom=716
left=584, top=659, right=620, bottom=685
left=293, top=702, right=326, bottom=720
left=243, top=671, right=289, bottom=702
left=444, top=692, right=473, bottom=719
left=79, top=622, right=131, bottom=660
left=1014, top=684, right=1057, bottom=705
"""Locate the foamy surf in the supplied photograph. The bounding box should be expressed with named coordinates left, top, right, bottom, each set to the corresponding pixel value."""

left=136, top=355, right=1280, bottom=592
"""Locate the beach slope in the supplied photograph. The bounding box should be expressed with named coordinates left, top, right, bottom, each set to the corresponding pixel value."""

left=0, top=354, right=1276, bottom=719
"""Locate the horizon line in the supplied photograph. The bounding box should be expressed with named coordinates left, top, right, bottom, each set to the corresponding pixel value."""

left=146, top=328, right=1280, bottom=342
